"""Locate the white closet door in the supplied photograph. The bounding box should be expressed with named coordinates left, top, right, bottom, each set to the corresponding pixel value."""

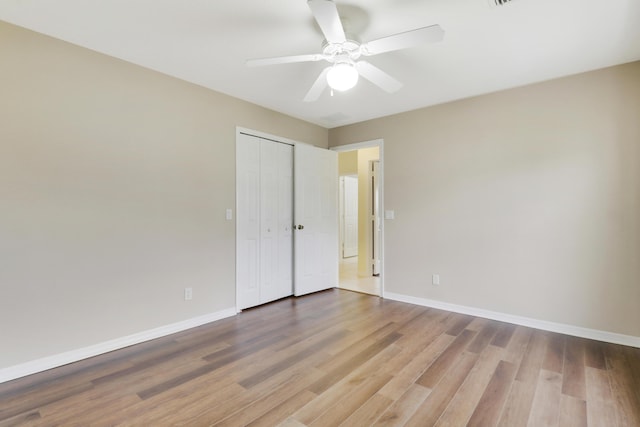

left=276, top=142, right=294, bottom=300
left=260, top=140, right=293, bottom=304
left=237, top=134, right=293, bottom=310
left=236, top=134, right=261, bottom=309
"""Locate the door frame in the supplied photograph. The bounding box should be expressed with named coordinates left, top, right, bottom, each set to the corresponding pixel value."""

left=370, top=160, right=381, bottom=275
left=330, top=139, right=385, bottom=297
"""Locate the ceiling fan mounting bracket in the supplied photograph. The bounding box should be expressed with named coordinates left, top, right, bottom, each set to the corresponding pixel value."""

left=322, top=39, right=361, bottom=63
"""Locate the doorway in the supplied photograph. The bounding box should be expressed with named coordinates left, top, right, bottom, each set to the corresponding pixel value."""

left=332, top=140, right=384, bottom=297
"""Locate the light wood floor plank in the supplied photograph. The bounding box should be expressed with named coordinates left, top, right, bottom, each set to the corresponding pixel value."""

left=444, top=314, right=474, bottom=336
left=314, top=322, right=397, bottom=371
left=309, top=371, right=392, bottom=426
left=277, top=417, right=307, bottom=427
left=543, top=332, right=566, bottom=373
left=291, top=342, right=401, bottom=425
left=502, top=325, right=533, bottom=365
left=497, top=379, right=538, bottom=427
left=0, top=410, right=41, bottom=427
left=378, top=333, right=454, bottom=400
left=584, top=339, right=607, bottom=370
left=467, top=321, right=500, bottom=354
left=339, top=393, right=394, bottom=426
left=436, top=345, right=507, bottom=427
left=605, top=343, right=640, bottom=426
left=516, top=329, right=549, bottom=383
left=374, top=384, right=430, bottom=427
left=563, top=336, right=587, bottom=400
left=559, top=394, right=588, bottom=427
left=527, top=369, right=563, bottom=427
left=490, top=322, right=517, bottom=348
left=467, top=359, right=518, bottom=426
left=415, top=329, right=476, bottom=389
left=405, top=351, right=479, bottom=427
left=247, top=390, right=317, bottom=427
left=622, top=346, right=640, bottom=411
left=214, top=368, right=324, bottom=427
left=307, top=331, right=402, bottom=394
left=585, top=366, right=618, bottom=427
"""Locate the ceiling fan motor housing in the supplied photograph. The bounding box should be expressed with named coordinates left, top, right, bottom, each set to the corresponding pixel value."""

left=322, top=39, right=361, bottom=63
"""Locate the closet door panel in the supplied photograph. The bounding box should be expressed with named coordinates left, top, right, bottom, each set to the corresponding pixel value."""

left=259, top=140, right=279, bottom=304
left=236, top=134, right=261, bottom=310
left=260, top=140, right=293, bottom=304
left=276, top=143, right=293, bottom=299
left=237, top=133, right=294, bottom=309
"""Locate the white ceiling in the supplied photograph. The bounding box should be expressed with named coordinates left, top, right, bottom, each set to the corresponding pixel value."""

left=2, top=0, right=639, bottom=128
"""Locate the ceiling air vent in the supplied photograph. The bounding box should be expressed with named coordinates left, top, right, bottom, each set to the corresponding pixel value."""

left=489, top=0, right=516, bottom=6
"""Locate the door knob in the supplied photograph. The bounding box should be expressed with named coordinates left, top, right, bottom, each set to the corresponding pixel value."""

left=297, top=224, right=304, bottom=230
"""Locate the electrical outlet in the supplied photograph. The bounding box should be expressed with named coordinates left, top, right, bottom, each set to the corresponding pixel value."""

left=184, top=287, right=193, bottom=300
left=432, top=274, right=440, bottom=286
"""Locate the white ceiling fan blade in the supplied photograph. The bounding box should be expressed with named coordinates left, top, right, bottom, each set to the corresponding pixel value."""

left=361, top=24, right=444, bottom=56
left=304, top=67, right=330, bottom=102
left=356, top=61, right=403, bottom=93
left=247, top=53, right=325, bottom=67
left=307, top=0, right=346, bottom=44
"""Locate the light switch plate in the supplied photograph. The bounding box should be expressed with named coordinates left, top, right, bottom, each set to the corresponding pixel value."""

left=226, top=209, right=233, bottom=220
left=384, top=210, right=395, bottom=220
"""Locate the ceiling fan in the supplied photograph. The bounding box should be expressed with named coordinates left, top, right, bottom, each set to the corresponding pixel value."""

left=246, top=0, right=444, bottom=102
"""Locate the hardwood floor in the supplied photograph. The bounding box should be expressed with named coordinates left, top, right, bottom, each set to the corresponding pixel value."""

left=1, top=289, right=639, bottom=426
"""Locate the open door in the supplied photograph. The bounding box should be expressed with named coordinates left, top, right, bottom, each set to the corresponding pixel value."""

left=294, top=143, right=338, bottom=296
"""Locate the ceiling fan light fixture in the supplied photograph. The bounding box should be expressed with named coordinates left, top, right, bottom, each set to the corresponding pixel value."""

left=326, top=62, right=359, bottom=91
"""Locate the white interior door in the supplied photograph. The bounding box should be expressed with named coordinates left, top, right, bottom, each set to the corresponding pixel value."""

left=236, top=134, right=260, bottom=309
left=237, top=133, right=293, bottom=310
left=259, top=140, right=293, bottom=304
left=294, top=143, right=338, bottom=296
left=342, top=175, right=358, bottom=258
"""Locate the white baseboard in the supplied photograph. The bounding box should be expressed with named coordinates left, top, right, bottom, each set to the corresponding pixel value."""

left=0, top=307, right=236, bottom=384
left=383, top=291, right=640, bottom=348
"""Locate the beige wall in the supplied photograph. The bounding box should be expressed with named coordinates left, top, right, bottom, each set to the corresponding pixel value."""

left=338, top=150, right=358, bottom=176
left=0, top=21, right=327, bottom=369
left=330, top=61, right=640, bottom=337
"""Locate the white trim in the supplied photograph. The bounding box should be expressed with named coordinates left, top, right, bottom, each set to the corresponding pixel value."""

left=383, top=291, right=640, bottom=348
left=0, top=307, right=236, bottom=384
left=331, top=139, right=383, bottom=152
left=236, top=126, right=302, bottom=147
